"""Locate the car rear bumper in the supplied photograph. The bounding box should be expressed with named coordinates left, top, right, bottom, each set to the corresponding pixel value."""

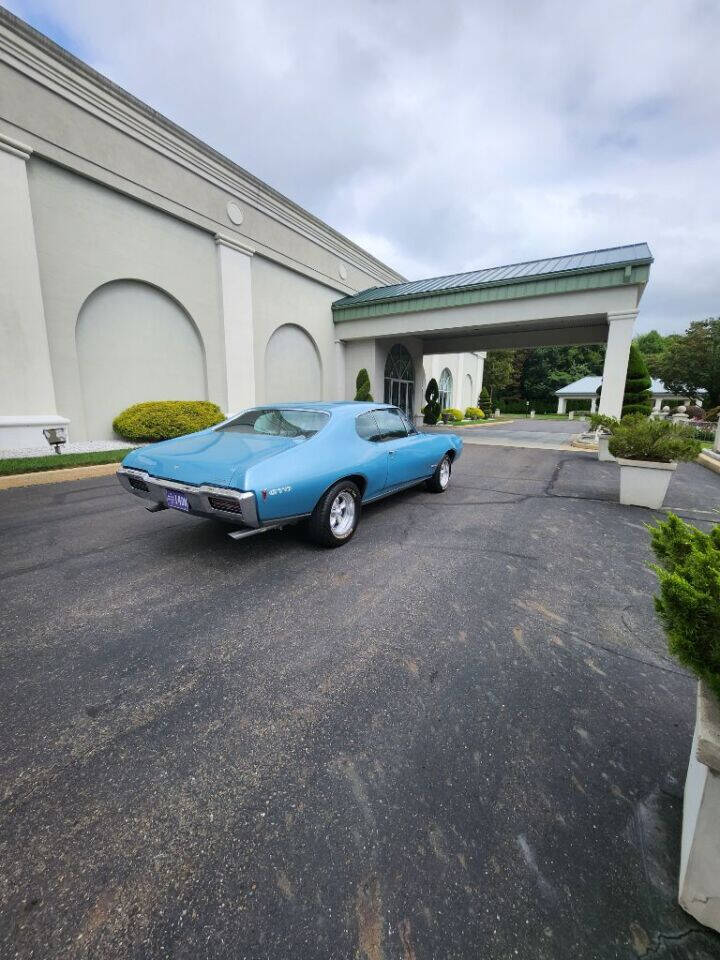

left=116, top=467, right=259, bottom=527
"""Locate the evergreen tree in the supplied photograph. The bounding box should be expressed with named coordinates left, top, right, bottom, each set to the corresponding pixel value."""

left=478, top=387, right=492, bottom=414
left=424, top=378, right=441, bottom=425
left=354, top=368, right=373, bottom=402
left=622, top=342, right=653, bottom=416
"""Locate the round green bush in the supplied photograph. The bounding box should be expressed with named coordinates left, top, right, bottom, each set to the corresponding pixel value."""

left=113, top=401, right=225, bottom=442
left=441, top=408, right=463, bottom=423
left=465, top=406, right=485, bottom=420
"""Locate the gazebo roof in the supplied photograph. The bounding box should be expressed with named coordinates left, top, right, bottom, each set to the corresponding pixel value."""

left=554, top=376, right=691, bottom=398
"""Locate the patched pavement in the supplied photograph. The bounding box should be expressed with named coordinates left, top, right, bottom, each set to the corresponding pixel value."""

left=2, top=446, right=720, bottom=959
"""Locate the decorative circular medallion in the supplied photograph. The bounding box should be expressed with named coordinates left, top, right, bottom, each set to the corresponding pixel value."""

left=226, top=201, right=244, bottom=225
left=338, top=263, right=348, bottom=280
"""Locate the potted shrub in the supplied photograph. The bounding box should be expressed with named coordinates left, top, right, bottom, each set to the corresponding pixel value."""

left=608, top=416, right=701, bottom=508
left=588, top=413, right=619, bottom=462
left=648, top=514, right=720, bottom=932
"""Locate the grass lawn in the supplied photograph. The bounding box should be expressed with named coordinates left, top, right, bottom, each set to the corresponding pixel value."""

left=0, top=449, right=131, bottom=477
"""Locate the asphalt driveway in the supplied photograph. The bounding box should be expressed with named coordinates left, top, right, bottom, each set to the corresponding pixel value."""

left=429, top=417, right=588, bottom=450
left=2, top=447, right=720, bottom=959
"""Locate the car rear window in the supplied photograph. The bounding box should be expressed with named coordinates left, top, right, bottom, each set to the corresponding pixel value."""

left=219, top=408, right=329, bottom=438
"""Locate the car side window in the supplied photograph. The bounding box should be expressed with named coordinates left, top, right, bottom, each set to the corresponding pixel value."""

left=372, top=409, right=408, bottom=441
left=399, top=410, right=418, bottom=435
left=356, top=411, right=382, bottom=442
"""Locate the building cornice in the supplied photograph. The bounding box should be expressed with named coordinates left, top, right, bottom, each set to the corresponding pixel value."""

left=0, top=8, right=404, bottom=288
left=215, top=234, right=256, bottom=257
left=0, top=130, right=32, bottom=159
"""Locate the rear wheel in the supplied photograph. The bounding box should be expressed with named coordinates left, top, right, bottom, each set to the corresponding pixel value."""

left=426, top=454, right=452, bottom=493
left=308, top=480, right=361, bottom=547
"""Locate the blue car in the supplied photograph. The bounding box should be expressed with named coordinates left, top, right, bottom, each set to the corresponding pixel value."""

left=117, top=402, right=462, bottom=547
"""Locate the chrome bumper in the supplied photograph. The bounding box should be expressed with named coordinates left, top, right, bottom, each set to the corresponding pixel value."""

left=116, top=467, right=259, bottom=527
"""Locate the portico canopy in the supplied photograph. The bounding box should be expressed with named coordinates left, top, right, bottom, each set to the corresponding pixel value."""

left=333, top=243, right=653, bottom=419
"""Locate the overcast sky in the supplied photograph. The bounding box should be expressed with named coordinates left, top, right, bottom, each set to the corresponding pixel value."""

left=6, top=0, right=720, bottom=334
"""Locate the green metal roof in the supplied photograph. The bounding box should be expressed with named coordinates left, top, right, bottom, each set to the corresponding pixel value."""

left=333, top=243, right=653, bottom=317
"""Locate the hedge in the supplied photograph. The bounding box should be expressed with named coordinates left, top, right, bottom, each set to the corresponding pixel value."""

left=464, top=407, right=485, bottom=420
left=113, top=401, right=225, bottom=442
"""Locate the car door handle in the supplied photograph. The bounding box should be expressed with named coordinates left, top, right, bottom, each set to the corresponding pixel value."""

left=388, top=451, right=396, bottom=456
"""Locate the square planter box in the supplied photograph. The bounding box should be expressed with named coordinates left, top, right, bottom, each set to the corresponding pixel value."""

left=616, top=457, right=676, bottom=509
left=679, top=681, right=720, bottom=932
left=597, top=434, right=615, bottom=462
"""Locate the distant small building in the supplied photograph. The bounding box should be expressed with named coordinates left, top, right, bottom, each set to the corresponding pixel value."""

left=554, top=376, right=701, bottom=414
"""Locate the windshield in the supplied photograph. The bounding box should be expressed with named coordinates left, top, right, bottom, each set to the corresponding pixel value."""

left=218, top=408, right=329, bottom=438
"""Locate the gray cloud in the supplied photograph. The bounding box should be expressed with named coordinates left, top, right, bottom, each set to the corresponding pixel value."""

left=6, top=0, right=720, bottom=332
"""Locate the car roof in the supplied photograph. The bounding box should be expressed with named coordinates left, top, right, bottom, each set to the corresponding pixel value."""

left=242, top=402, right=396, bottom=417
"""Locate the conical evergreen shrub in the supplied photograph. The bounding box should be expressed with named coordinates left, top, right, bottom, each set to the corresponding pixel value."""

left=424, top=378, right=441, bottom=424
left=355, top=368, right=373, bottom=402
left=622, top=343, right=652, bottom=416
left=478, top=387, right=491, bottom=415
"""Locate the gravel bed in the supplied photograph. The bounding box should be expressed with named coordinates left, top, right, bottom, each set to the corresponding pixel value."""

left=0, top=440, right=138, bottom=460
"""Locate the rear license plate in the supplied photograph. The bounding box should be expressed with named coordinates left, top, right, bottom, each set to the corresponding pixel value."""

left=166, top=490, right=189, bottom=512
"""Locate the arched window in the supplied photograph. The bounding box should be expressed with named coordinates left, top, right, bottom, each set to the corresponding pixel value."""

left=384, top=344, right=414, bottom=417
left=439, top=368, right=453, bottom=410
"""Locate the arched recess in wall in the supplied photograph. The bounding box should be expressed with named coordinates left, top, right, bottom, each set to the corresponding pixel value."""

left=264, top=324, right=322, bottom=402
left=76, top=279, right=207, bottom=440
left=463, top=373, right=474, bottom=410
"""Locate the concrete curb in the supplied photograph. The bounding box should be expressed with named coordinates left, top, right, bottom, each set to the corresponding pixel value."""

left=698, top=451, right=720, bottom=475
left=0, top=462, right=120, bottom=490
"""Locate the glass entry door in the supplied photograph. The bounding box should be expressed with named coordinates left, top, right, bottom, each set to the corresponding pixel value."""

left=386, top=378, right=414, bottom=417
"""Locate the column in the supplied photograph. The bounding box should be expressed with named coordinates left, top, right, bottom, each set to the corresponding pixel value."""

left=215, top=234, right=255, bottom=413
left=334, top=339, right=346, bottom=400
left=0, top=133, right=59, bottom=442
left=598, top=311, right=638, bottom=419
left=557, top=397, right=567, bottom=414
left=653, top=397, right=662, bottom=413
left=590, top=397, right=597, bottom=414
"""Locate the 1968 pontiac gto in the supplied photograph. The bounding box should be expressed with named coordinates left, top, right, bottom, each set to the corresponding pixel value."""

left=117, top=402, right=462, bottom=547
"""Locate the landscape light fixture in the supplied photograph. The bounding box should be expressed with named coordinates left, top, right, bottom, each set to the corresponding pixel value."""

left=43, top=426, right=67, bottom=454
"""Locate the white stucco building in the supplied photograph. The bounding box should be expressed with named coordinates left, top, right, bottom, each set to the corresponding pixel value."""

left=0, top=10, right=653, bottom=450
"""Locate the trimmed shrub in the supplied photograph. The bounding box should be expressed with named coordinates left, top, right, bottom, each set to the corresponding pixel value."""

left=607, top=415, right=702, bottom=463
left=649, top=513, right=720, bottom=701
left=588, top=413, right=619, bottom=434
left=622, top=343, right=652, bottom=416
left=424, top=378, right=441, bottom=425
left=441, top=408, right=463, bottom=423
left=465, top=406, right=485, bottom=420
left=685, top=404, right=704, bottom=420
left=113, top=401, right=225, bottom=442
left=355, top=368, right=373, bottom=402
left=478, top=387, right=492, bottom=415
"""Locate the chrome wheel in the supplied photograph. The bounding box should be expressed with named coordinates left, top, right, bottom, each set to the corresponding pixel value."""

left=439, top=457, right=451, bottom=488
left=329, top=491, right=356, bottom=537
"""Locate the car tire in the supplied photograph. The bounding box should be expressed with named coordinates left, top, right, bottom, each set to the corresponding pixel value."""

left=308, top=480, right=361, bottom=547
left=426, top=454, right=452, bottom=493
